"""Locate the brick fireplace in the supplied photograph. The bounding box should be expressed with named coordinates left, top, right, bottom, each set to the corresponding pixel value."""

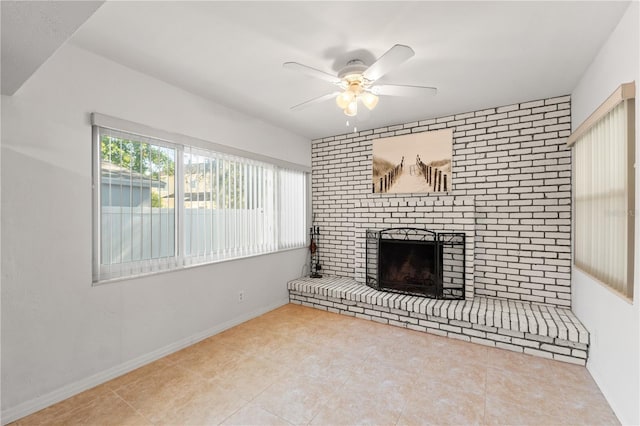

left=311, top=95, right=571, bottom=307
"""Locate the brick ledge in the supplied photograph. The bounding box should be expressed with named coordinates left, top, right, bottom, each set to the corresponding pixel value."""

left=288, top=275, right=589, bottom=365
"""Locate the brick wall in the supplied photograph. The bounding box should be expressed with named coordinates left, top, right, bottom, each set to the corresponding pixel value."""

left=312, top=95, right=572, bottom=308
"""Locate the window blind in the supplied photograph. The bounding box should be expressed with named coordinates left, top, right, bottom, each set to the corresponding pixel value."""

left=573, top=99, right=635, bottom=299
left=278, top=168, right=308, bottom=249
left=95, top=127, right=178, bottom=281
left=182, top=146, right=277, bottom=266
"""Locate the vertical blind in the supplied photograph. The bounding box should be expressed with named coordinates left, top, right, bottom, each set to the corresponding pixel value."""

left=573, top=100, right=634, bottom=298
left=94, top=126, right=308, bottom=283
left=278, top=168, right=308, bottom=249
left=98, top=127, right=178, bottom=281
left=182, top=146, right=278, bottom=266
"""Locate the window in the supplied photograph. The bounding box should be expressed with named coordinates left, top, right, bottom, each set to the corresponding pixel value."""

left=93, top=115, right=309, bottom=283
left=570, top=82, right=635, bottom=299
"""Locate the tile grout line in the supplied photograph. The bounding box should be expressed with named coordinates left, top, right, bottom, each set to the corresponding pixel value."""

left=483, top=358, right=489, bottom=424
left=108, top=388, right=155, bottom=425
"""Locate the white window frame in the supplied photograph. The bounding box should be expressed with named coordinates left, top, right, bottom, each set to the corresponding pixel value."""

left=92, top=113, right=311, bottom=284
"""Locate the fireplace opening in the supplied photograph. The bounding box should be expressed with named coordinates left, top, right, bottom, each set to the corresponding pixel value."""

left=366, top=228, right=465, bottom=300
left=378, top=240, right=442, bottom=297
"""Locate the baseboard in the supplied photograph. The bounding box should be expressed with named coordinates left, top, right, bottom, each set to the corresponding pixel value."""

left=1, top=298, right=289, bottom=425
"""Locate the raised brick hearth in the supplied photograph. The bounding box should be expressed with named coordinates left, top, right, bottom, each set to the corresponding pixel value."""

left=288, top=276, right=589, bottom=365
left=303, top=94, right=585, bottom=364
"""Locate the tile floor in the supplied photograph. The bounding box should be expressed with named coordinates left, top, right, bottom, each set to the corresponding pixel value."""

left=12, top=303, right=619, bottom=425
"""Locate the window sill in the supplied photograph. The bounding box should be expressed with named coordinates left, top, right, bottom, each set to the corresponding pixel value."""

left=574, top=265, right=634, bottom=305
left=92, top=245, right=308, bottom=286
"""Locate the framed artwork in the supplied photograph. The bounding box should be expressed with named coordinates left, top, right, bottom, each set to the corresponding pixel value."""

left=372, top=128, right=453, bottom=194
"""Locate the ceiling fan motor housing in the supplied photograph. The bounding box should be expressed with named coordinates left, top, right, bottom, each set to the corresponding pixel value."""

left=338, top=59, right=370, bottom=84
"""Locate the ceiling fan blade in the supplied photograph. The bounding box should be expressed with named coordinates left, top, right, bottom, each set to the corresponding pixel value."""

left=290, top=92, right=340, bottom=111
left=362, top=44, right=415, bottom=82
left=371, top=84, right=437, bottom=97
left=283, top=62, right=341, bottom=84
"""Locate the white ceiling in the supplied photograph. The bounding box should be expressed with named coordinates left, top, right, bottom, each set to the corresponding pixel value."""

left=0, top=1, right=103, bottom=95
left=16, top=2, right=634, bottom=139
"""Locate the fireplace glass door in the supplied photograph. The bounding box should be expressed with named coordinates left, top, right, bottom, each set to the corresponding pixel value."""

left=366, top=228, right=465, bottom=300
left=378, top=240, right=441, bottom=297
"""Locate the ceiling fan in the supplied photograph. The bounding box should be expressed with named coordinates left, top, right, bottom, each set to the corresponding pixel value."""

left=283, top=44, right=437, bottom=117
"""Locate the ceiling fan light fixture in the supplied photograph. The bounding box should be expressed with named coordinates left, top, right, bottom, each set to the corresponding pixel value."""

left=336, top=91, right=355, bottom=109
left=361, top=92, right=379, bottom=110
left=344, top=100, right=358, bottom=116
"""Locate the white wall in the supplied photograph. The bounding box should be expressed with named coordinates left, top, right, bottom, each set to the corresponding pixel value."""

left=571, top=3, right=639, bottom=425
left=0, top=44, right=310, bottom=423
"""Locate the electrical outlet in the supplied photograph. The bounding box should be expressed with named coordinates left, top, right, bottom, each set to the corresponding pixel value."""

left=238, top=290, right=245, bottom=303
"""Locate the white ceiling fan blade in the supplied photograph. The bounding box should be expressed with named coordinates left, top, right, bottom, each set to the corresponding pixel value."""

left=372, top=84, right=437, bottom=97
left=290, top=92, right=340, bottom=111
left=362, top=44, right=415, bottom=82
left=283, top=62, right=342, bottom=84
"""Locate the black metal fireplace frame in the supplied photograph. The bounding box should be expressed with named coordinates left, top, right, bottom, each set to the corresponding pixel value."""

left=366, top=227, right=465, bottom=300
